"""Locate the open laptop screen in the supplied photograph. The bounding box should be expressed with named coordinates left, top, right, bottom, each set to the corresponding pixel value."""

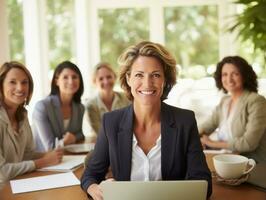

left=100, top=180, right=207, bottom=200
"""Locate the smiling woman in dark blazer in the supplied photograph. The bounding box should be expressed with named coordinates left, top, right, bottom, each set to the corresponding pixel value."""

left=81, top=41, right=212, bottom=200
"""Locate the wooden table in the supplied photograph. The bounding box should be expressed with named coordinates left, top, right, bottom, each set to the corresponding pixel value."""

left=0, top=168, right=88, bottom=200
left=206, top=154, right=266, bottom=200
left=1, top=154, right=265, bottom=200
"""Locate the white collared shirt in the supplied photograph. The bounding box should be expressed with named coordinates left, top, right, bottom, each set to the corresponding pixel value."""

left=63, top=118, right=70, bottom=131
left=217, top=98, right=238, bottom=141
left=130, top=134, right=162, bottom=181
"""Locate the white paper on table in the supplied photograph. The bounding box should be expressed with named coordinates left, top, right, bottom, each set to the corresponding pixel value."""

left=10, top=172, right=80, bottom=194
left=204, top=149, right=232, bottom=154
left=38, top=155, right=86, bottom=172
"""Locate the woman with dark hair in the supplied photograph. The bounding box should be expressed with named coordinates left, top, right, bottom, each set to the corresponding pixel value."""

left=200, top=56, right=266, bottom=163
left=32, top=61, right=85, bottom=152
left=0, top=61, right=63, bottom=188
left=81, top=41, right=212, bottom=199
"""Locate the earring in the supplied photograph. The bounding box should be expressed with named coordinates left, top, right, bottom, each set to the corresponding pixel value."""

left=23, top=98, right=27, bottom=107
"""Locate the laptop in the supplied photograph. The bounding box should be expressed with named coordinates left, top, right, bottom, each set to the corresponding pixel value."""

left=247, top=163, right=266, bottom=192
left=100, top=180, right=208, bottom=200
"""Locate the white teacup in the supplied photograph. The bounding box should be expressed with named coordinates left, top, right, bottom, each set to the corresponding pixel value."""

left=213, top=154, right=256, bottom=179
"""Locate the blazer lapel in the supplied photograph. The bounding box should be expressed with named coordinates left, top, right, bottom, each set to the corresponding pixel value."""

left=231, top=90, right=249, bottom=123
left=161, top=103, right=177, bottom=179
left=51, top=95, right=64, bottom=138
left=68, top=101, right=78, bottom=130
left=117, top=105, right=134, bottom=180
left=0, top=107, right=20, bottom=153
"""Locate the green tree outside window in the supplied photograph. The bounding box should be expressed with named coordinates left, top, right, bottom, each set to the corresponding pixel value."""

left=7, top=0, right=25, bottom=63
left=165, top=5, right=219, bottom=79
left=46, top=0, right=76, bottom=69
left=98, top=8, right=149, bottom=73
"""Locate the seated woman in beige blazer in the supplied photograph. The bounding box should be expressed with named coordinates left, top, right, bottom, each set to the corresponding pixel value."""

left=83, top=62, right=130, bottom=136
left=199, top=56, right=266, bottom=163
left=0, top=62, right=63, bottom=188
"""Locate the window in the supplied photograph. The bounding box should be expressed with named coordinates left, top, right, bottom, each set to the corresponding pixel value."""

left=165, top=5, right=219, bottom=79
left=98, top=8, right=149, bottom=72
left=7, top=0, right=24, bottom=62
left=46, top=0, right=76, bottom=69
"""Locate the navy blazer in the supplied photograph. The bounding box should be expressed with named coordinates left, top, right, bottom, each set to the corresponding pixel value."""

left=32, top=95, right=85, bottom=152
left=81, top=103, right=212, bottom=197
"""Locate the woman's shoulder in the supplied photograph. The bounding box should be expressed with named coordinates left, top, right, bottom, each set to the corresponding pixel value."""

left=115, top=91, right=126, bottom=98
left=104, top=104, right=131, bottom=119
left=240, top=91, right=266, bottom=106
left=34, top=95, right=56, bottom=112
left=33, top=96, right=62, bottom=117
left=162, top=103, right=195, bottom=117
left=115, top=91, right=130, bottom=102
left=245, top=90, right=265, bottom=100
left=84, top=95, right=99, bottom=108
left=35, top=95, right=56, bottom=106
left=161, top=103, right=197, bottom=126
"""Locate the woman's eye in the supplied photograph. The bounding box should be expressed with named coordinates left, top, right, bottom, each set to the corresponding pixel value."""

left=135, top=73, right=143, bottom=78
left=22, top=80, right=29, bottom=85
left=72, top=75, right=79, bottom=80
left=233, top=72, right=240, bottom=76
left=153, top=74, right=160, bottom=78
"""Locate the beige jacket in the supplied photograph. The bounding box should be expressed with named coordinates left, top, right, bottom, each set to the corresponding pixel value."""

left=0, top=106, right=42, bottom=187
left=84, top=92, right=130, bottom=135
left=200, top=90, right=266, bottom=163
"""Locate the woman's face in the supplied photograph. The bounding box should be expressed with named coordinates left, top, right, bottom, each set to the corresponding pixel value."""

left=3, top=68, right=29, bottom=109
left=126, top=56, right=165, bottom=106
left=221, top=63, right=243, bottom=94
left=94, top=67, right=116, bottom=94
left=56, top=68, right=80, bottom=97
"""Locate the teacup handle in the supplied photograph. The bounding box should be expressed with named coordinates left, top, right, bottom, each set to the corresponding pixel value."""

left=243, top=159, right=256, bottom=174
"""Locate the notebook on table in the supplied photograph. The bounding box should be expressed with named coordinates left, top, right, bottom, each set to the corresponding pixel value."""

left=38, top=155, right=86, bottom=172
left=247, top=163, right=266, bottom=192
left=100, top=180, right=208, bottom=200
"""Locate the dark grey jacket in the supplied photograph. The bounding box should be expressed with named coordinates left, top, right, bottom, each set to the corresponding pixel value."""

left=32, top=94, right=84, bottom=152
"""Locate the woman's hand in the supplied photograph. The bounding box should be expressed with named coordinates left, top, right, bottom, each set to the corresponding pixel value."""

left=105, top=167, right=113, bottom=179
left=63, top=132, right=76, bottom=145
left=34, top=149, right=64, bottom=168
left=87, top=184, right=103, bottom=200
left=200, top=135, right=212, bottom=147
left=201, top=135, right=229, bottom=149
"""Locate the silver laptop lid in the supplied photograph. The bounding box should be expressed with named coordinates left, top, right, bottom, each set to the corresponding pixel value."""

left=100, top=180, right=208, bottom=200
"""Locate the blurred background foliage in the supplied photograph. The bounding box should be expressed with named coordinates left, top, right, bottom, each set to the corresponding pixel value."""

left=7, top=0, right=266, bottom=78
left=164, top=5, right=219, bottom=78
left=7, top=0, right=24, bottom=63
left=231, top=0, right=266, bottom=77
left=98, top=8, right=149, bottom=73
left=46, top=0, right=76, bottom=69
